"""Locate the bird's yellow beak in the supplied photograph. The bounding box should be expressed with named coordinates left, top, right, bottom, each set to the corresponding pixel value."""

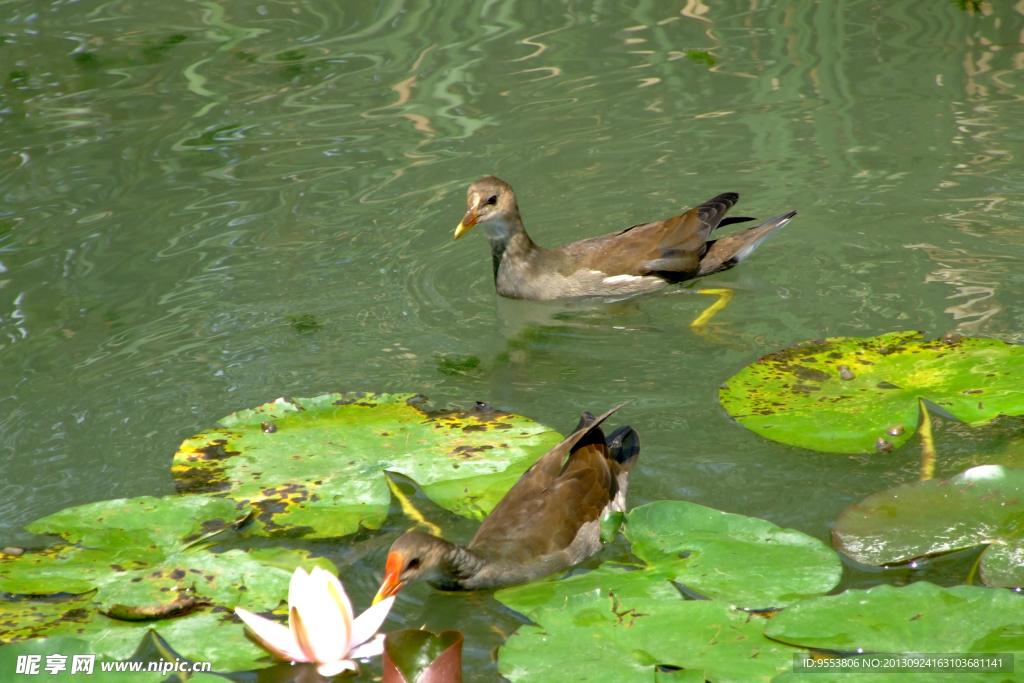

left=372, top=551, right=403, bottom=605
left=454, top=204, right=479, bottom=240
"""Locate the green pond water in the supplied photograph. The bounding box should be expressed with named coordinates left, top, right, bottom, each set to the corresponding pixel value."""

left=2, top=0, right=1023, bottom=679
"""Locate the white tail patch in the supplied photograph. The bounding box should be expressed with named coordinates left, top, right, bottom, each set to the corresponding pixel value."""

left=601, top=273, right=645, bottom=284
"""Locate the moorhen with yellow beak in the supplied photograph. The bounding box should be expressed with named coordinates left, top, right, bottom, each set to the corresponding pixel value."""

left=373, top=406, right=639, bottom=601
left=453, top=176, right=795, bottom=300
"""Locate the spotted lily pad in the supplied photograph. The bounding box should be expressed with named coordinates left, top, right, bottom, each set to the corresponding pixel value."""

left=498, top=592, right=799, bottom=683
left=0, top=494, right=332, bottom=674
left=171, top=393, right=562, bottom=538
left=0, top=495, right=328, bottom=613
left=497, top=501, right=841, bottom=613
left=719, top=331, right=1024, bottom=453
left=764, top=582, right=1024, bottom=655
left=833, top=465, right=1024, bottom=588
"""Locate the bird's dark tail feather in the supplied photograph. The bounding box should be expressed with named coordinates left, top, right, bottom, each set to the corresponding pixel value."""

left=697, top=210, right=796, bottom=277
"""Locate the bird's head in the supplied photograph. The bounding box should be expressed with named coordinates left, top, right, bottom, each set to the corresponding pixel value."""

left=454, top=176, right=520, bottom=240
left=372, top=531, right=453, bottom=604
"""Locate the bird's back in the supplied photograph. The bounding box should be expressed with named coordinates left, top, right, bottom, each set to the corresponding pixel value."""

left=466, top=407, right=639, bottom=585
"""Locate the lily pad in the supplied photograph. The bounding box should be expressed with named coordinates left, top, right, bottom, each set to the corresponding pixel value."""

left=171, top=393, right=562, bottom=538
left=719, top=331, right=1024, bottom=453
left=764, top=582, right=1024, bottom=655
left=833, top=465, right=1024, bottom=588
left=0, top=496, right=329, bottom=613
left=497, top=501, right=841, bottom=613
left=498, top=592, right=799, bottom=683
left=626, top=501, right=841, bottom=608
left=41, top=610, right=271, bottom=673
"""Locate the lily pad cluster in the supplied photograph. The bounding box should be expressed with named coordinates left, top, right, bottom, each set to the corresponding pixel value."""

left=172, top=393, right=562, bottom=538
left=719, top=331, right=1024, bottom=454
left=834, top=465, right=1024, bottom=588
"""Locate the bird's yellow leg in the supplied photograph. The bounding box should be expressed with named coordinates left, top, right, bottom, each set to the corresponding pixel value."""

left=384, top=472, right=442, bottom=536
left=691, top=288, right=735, bottom=327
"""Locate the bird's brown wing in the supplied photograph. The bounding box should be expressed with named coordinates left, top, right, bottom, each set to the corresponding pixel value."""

left=554, top=193, right=739, bottom=279
left=467, top=406, right=621, bottom=563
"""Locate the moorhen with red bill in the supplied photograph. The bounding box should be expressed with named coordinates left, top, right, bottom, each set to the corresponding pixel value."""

left=373, top=406, right=639, bottom=600
left=453, top=176, right=796, bottom=300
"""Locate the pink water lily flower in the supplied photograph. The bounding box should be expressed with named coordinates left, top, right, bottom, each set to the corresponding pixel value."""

left=235, top=566, right=395, bottom=677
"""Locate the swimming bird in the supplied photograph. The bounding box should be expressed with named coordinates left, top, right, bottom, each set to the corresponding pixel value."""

left=453, top=176, right=795, bottom=301
left=372, top=406, right=639, bottom=600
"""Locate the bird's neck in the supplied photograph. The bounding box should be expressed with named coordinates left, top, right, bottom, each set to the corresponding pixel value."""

left=432, top=542, right=488, bottom=590
left=484, top=215, right=536, bottom=280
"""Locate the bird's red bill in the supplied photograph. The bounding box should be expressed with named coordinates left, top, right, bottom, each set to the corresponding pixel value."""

left=372, top=551, right=404, bottom=605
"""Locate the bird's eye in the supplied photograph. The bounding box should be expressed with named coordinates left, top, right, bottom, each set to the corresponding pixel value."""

left=486, top=195, right=498, bottom=205
left=408, top=558, right=420, bottom=569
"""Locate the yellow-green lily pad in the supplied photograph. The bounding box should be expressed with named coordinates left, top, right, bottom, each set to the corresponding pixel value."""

left=833, top=465, right=1024, bottom=588
left=719, top=331, right=1024, bottom=454
left=171, top=393, right=562, bottom=538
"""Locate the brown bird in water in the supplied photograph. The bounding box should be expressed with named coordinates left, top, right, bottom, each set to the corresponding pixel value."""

left=453, top=176, right=795, bottom=300
left=372, top=406, right=639, bottom=600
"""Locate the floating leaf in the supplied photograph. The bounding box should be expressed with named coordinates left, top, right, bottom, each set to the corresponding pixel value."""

left=719, top=331, right=1024, bottom=453
left=626, top=501, right=841, bottom=608
left=171, top=393, right=561, bottom=538
left=833, top=465, right=1024, bottom=588
left=764, top=582, right=1024, bottom=656
left=47, top=610, right=270, bottom=673
left=498, top=592, right=798, bottom=683
left=0, top=496, right=326, bottom=613
left=497, top=501, right=841, bottom=613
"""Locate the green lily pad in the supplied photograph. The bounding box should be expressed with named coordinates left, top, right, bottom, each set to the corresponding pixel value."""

left=833, top=465, right=1024, bottom=588
left=719, top=331, right=1024, bottom=453
left=626, top=501, right=841, bottom=608
left=497, top=501, right=841, bottom=613
left=171, top=393, right=562, bottom=538
left=498, top=592, right=799, bottom=683
left=774, top=663, right=1024, bottom=683
left=40, top=610, right=270, bottom=673
left=0, top=496, right=329, bottom=614
left=764, top=582, right=1024, bottom=655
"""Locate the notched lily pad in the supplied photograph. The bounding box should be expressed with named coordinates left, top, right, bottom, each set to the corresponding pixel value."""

left=833, top=465, right=1024, bottom=588
left=498, top=592, right=799, bottom=683
left=626, top=501, right=842, bottom=608
left=171, top=393, right=562, bottom=538
left=764, top=582, right=1024, bottom=655
left=720, top=331, right=1024, bottom=453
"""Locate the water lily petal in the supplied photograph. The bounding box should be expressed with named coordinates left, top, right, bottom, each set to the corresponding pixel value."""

left=349, top=596, right=394, bottom=649
left=317, top=659, right=358, bottom=677
left=235, top=607, right=307, bottom=662
left=289, top=605, right=320, bottom=663
left=348, top=633, right=385, bottom=660
left=312, top=566, right=353, bottom=651
left=290, top=568, right=349, bottom=663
